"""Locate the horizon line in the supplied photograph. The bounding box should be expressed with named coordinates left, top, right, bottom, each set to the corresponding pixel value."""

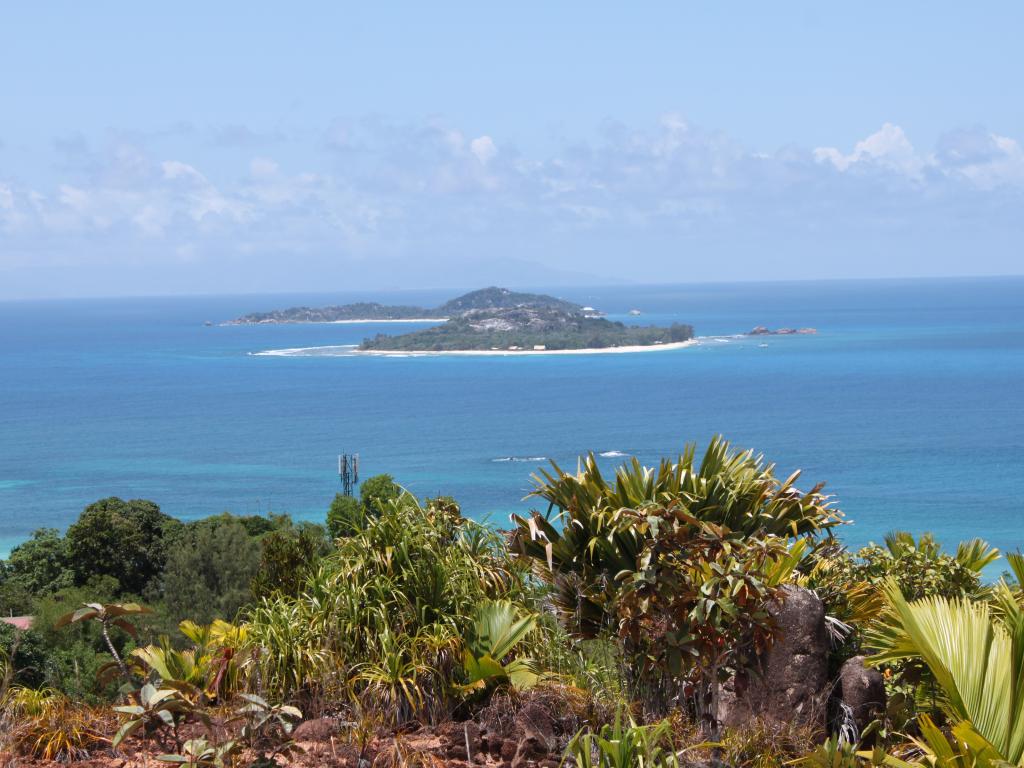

left=1, top=272, right=1023, bottom=304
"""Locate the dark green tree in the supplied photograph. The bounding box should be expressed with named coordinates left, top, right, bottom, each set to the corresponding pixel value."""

left=327, top=475, right=409, bottom=538
left=188, top=511, right=282, bottom=539
left=326, top=493, right=365, bottom=538
left=64, top=497, right=181, bottom=596
left=250, top=523, right=331, bottom=600
left=0, top=578, right=33, bottom=617
left=359, top=474, right=403, bottom=517
left=1, top=528, right=72, bottom=597
left=162, top=517, right=262, bottom=624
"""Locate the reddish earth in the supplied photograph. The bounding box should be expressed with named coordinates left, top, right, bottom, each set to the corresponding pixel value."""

left=4, top=687, right=599, bottom=767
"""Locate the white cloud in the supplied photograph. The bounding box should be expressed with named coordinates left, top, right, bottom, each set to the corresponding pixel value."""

left=162, top=160, right=208, bottom=183
left=249, top=157, right=279, bottom=178
left=133, top=204, right=170, bottom=236
left=814, top=123, right=925, bottom=176
left=3, top=115, right=1023, bottom=290
left=935, top=128, right=1024, bottom=189
left=470, top=135, right=497, bottom=164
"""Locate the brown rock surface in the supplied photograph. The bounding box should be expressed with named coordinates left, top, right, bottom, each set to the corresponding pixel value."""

left=719, top=584, right=829, bottom=730
left=838, top=655, right=886, bottom=737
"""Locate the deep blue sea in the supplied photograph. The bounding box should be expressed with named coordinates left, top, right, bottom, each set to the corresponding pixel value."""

left=1, top=278, right=1022, bottom=560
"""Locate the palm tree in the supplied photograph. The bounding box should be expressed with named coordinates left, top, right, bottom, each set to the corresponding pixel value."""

left=868, top=579, right=1024, bottom=765
left=460, top=600, right=539, bottom=693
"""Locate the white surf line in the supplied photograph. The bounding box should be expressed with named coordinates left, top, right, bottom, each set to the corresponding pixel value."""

left=353, top=339, right=699, bottom=357
left=250, top=344, right=358, bottom=357
left=250, top=338, right=709, bottom=358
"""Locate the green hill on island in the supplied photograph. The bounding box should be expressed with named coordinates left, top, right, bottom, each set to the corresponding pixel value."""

left=435, top=286, right=582, bottom=315
left=226, top=286, right=585, bottom=325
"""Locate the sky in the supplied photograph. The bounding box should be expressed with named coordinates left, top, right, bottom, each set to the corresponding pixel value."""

left=1, top=2, right=1022, bottom=299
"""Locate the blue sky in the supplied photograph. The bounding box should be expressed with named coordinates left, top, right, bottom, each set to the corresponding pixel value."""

left=1, top=2, right=1022, bottom=298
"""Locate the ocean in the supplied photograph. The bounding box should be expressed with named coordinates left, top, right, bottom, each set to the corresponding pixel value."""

left=1, top=278, right=1022, bottom=560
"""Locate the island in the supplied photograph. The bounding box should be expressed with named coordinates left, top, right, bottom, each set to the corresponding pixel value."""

left=225, top=287, right=584, bottom=325
left=748, top=326, right=817, bottom=336
left=358, top=297, right=694, bottom=353
left=225, top=302, right=444, bottom=324
left=233, top=287, right=695, bottom=354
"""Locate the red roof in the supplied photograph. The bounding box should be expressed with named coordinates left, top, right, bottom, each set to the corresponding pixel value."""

left=1, top=616, right=33, bottom=631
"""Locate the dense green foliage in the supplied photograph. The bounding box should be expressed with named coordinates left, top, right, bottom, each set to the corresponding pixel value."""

left=163, top=517, right=262, bottom=625
left=248, top=493, right=525, bottom=721
left=3, top=439, right=1023, bottom=768
left=65, top=497, right=180, bottom=596
left=326, top=493, right=364, bottom=538
left=512, top=436, right=840, bottom=727
left=326, top=474, right=404, bottom=538
left=0, top=529, right=72, bottom=613
left=361, top=305, right=695, bottom=351
left=231, top=301, right=442, bottom=324
left=249, top=522, right=331, bottom=599
left=0, top=501, right=329, bottom=707
left=0, top=622, right=49, bottom=688
left=435, top=286, right=582, bottom=314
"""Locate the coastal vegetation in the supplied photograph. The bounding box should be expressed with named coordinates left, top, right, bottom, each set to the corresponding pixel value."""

left=227, top=287, right=584, bottom=325
left=359, top=306, right=695, bottom=352
left=0, top=437, right=1018, bottom=767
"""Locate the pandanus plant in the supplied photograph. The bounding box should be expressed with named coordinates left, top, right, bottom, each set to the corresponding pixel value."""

left=510, top=438, right=839, bottom=722
left=510, top=436, right=841, bottom=641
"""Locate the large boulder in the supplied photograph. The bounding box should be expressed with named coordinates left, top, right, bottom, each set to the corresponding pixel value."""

left=719, top=584, right=829, bottom=730
left=837, top=655, right=886, bottom=740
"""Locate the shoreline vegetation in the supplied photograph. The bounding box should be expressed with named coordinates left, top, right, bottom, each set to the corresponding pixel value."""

left=1, top=437, right=1015, bottom=767
left=224, top=287, right=580, bottom=326
left=321, top=317, right=447, bottom=324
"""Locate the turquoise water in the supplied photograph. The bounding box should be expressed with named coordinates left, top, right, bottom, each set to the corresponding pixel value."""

left=1, top=278, right=1022, bottom=558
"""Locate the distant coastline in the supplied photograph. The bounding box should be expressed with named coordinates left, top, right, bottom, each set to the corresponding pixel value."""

left=351, top=339, right=698, bottom=356
left=225, top=317, right=447, bottom=326
left=329, top=317, right=446, bottom=324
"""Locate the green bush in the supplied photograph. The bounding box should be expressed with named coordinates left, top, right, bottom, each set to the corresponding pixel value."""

left=850, top=531, right=989, bottom=601
left=359, top=474, right=404, bottom=517
left=250, top=522, right=331, bottom=600
left=326, top=493, right=365, bottom=539
left=0, top=623, right=49, bottom=689
left=247, top=492, right=525, bottom=721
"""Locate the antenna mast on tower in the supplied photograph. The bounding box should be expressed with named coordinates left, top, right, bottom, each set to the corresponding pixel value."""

left=338, top=453, right=360, bottom=496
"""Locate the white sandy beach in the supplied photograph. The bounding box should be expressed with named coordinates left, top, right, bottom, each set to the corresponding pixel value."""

left=353, top=339, right=698, bottom=356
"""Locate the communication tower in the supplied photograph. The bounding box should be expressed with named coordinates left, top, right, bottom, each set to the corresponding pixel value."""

left=338, top=453, right=360, bottom=496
